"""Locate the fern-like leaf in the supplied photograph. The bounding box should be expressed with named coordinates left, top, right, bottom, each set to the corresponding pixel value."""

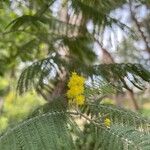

left=90, top=104, right=150, bottom=131
left=17, top=62, right=150, bottom=95
left=0, top=112, right=75, bottom=150
left=76, top=124, right=150, bottom=150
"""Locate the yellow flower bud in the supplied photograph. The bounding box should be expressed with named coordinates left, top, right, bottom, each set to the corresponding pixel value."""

left=104, top=118, right=111, bottom=128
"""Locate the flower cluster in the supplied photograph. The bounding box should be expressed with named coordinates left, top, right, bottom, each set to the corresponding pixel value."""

left=104, top=118, right=111, bottom=128
left=67, top=72, right=85, bottom=106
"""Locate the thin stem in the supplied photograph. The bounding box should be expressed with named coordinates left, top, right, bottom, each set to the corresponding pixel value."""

left=129, top=0, right=150, bottom=54
left=68, top=110, right=100, bottom=126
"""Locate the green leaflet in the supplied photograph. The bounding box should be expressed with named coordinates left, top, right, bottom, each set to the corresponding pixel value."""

left=0, top=112, right=75, bottom=150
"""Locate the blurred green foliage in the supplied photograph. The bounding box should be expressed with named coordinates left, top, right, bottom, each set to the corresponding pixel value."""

left=0, top=91, right=45, bottom=132
left=0, top=1, right=149, bottom=149
left=0, top=77, right=45, bottom=132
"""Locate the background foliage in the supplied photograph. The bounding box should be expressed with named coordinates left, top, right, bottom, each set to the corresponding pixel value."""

left=0, top=0, right=150, bottom=149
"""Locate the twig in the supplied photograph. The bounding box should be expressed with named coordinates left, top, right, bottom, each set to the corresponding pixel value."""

left=68, top=111, right=101, bottom=126
left=129, top=0, right=150, bottom=54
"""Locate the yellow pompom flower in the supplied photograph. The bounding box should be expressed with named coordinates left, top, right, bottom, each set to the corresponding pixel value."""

left=104, top=118, right=111, bottom=128
left=68, top=72, right=85, bottom=88
left=67, top=86, right=84, bottom=98
left=75, top=95, right=85, bottom=105
left=67, top=72, right=86, bottom=106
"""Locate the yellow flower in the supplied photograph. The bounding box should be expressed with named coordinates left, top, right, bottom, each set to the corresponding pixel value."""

left=67, top=86, right=84, bottom=98
left=67, top=72, right=86, bottom=106
left=75, top=95, right=85, bottom=105
left=68, top=72, right=85, bottom=88
left=104, top=118, right=111, bottom=128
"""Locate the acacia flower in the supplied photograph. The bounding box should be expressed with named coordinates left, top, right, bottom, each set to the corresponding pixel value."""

left=75, top=95, right=85, bottom=105
left=104, top=118, right=111, bottom=128
left=67, top=72, right=85, bottom=106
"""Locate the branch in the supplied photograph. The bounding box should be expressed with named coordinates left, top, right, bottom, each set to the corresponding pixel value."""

left=94, top=37, right=115, bottom=63
left=129, top=1, right=150, bottom=54
left=68, top=111, right=101, bottom=126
